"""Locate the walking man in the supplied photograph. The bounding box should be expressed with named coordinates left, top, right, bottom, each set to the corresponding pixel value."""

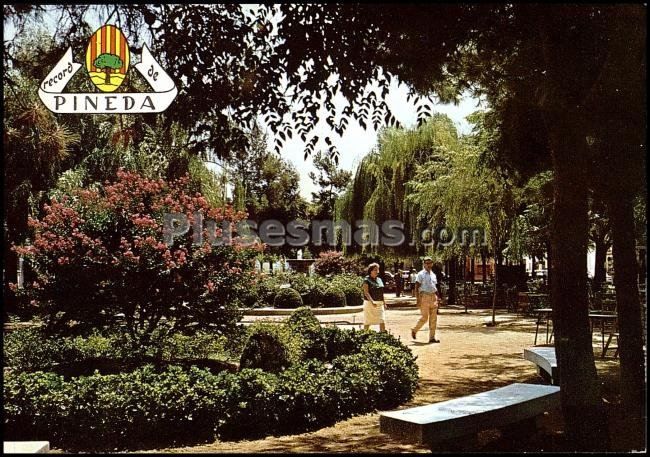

left=411, top=256, right=441, bottom=343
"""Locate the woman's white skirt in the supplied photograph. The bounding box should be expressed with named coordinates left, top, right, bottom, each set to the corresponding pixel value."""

left=363, top=300, right=386, bottom=325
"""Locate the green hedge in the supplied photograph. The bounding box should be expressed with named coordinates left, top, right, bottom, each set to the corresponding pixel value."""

left=4, top=314, right=418, bottom=451
left=3, top=327, right=238, bottom=373
left=329, top=274, right=364, bottom=307
left=309, top=287, right=346, bottom=307
left=244, top=273, right=363, bottom=308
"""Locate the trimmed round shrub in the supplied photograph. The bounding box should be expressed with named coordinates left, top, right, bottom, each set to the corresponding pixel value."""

left=288, top=275, right=326, bottom=307
left=318, top=288, right=347, bottom=307
left=273, top=287, right=304, bottom=309
left=287, top=307, right=327, bottom=360
left=239, top=323, right=303, bottom=373
left=322, top=327, right=408, bottom=360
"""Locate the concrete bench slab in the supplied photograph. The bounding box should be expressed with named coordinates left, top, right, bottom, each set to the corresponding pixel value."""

left=4, top=442, right=50, bottom=453
left=379, top=383, right=560, bottom=446
left=524, top=347, right=558, bottom=385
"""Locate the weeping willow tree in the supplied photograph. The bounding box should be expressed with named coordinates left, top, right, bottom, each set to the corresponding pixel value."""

left=336, top=113, right=461, bottom=255
left=404, top=111, right=523, bottom=319
left=404, top=135, right=488, bottom=306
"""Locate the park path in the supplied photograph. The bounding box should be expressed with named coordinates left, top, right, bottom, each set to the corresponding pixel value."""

left=149, top=306, right=578, bottom=453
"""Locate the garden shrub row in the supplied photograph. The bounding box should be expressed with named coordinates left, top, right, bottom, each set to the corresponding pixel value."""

left=4, top=311, right=418, bottom=451
left=3, top=327, right=240, bottom=373
left=243, top=272, right=363, bottom=309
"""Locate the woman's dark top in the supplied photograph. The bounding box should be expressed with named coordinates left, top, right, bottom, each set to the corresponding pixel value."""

left=363, top=276, right=385, bottom=301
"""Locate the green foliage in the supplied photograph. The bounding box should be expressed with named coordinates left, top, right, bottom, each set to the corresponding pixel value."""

left=360, top=342, right=420, bottom=408
left=322, top=326, right=359, bottom=361
left=14, top=171, right=258, bottom=345
left=188, top=155, right=227, bottom=207
left=3, top=327, right=68, bottom=371
left=4, top=325, right=418, bottom=451
left=228, top=125, right=308, bottom=256
left=322, top=327, right=408, bottom=361
left=216, top=369, right=281, bottom=440
left=287, top=307, right=327, bottom=360
left=239, top=274, right=283, bottom=308
left=316, top=288, right=347, bottom=308
left=308, top=150, right=352, bottom=221
left=337, top=115, right=461, bottom=256
left=93, top=53, right=123, bottom=70
left=274, top=359, right=340, bottom=431
left=273, top=287, right=304, bottom=309
left=3, top=327, right=242, bottom=373
left=287, top=306, right=321, bottom=330
left=4, top=365, right=232, bottom=450
left=284, top=274, right=327, bottom=306
left=246, top=272, right=362, bottom=308
left=239, top=323, right=303, bottom=373
left=329, top=274, right=364, bottom=307
left=151, top=331, right=229, bottom=362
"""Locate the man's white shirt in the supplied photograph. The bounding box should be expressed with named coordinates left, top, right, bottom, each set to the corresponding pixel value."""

left=416, top=269, right=438, bottom=293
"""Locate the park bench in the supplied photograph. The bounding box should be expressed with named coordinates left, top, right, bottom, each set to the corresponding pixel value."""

left=379, top=383, right=560, bottom=449
left=523, top=347, right=558, bottom=385
left=4, top=441, right=50, bottom=453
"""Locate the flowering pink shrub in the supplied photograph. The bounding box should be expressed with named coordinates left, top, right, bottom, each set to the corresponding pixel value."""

left=313, top=251, right=361, bottom=277
left=14, top=169, right=262, bottom=345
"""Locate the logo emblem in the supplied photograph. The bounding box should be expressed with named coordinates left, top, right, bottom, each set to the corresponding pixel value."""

left=38, top=25, right=177, bottom=114
left=86, top=25, right=129, bottom=92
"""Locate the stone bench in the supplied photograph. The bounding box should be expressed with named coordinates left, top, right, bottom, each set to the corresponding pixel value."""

left=523, top=347, right=558, bottom=385
left=4, top=442, right=50, bottom=453
left=379, top=383, right=560, bottom=449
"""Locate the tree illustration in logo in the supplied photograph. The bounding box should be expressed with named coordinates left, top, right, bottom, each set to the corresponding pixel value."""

left=93, top=53, right=123, bottom=85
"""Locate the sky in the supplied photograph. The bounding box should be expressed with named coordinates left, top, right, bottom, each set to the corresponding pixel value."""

left=5, top=5, right=483, bottom=200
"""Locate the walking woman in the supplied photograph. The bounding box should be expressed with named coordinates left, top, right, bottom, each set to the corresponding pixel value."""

left=362, top=263, right=388, bottom=331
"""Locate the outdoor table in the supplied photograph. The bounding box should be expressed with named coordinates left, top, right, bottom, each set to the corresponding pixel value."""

left=588, top=312, right=617, bottom=357
left=532, top=308, right=553, bottom=345
left=527, top=293, right=550, bottom=307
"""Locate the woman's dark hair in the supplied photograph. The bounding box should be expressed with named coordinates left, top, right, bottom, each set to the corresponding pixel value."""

left=367, top=262, right=380, bottom=276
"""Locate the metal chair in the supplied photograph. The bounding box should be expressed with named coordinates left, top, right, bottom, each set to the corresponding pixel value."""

left=602, top=318, right=619, bottom=358
left=534, top=310, right=553, bottom=345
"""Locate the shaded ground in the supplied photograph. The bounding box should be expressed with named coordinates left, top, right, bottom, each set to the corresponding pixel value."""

left=58, top=298, right=637, bottom=453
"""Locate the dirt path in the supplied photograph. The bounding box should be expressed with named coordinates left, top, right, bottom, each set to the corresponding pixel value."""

left=140, top=305, right=621, bottom=453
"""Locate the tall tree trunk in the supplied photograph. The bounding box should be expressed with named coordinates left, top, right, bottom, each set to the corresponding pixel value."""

left=491, top=247, right=498, bottom=325
left=607, top=195, right=645, bottom=446
left=549, top=128, right=609, bottom=450
left=545, top=240, right=551, bottom=287
left=3, top=198, right=29, bottom=321
left=593, top=237, right=609, bottom=292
